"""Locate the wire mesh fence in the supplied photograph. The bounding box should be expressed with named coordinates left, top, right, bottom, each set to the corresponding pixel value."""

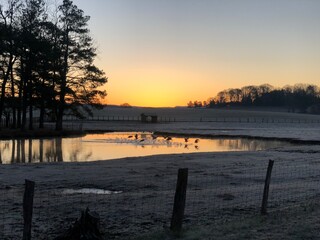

left=1, top=156, right=320, bottom=239
left=61, top=115, right=320, bottom=124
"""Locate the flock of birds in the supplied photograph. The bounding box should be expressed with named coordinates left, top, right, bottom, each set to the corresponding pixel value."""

left=126, top=133, right=200, bottom=149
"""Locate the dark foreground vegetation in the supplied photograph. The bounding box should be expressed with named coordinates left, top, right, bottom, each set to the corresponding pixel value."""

left=0, top=0, right=107, bottom=131
left=188, top=83, right=320, bottom=114
left=0, top=128, right=84, bottom=139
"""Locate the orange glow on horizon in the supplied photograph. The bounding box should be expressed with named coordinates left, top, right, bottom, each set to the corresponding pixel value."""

left=100, top=62, right=320, bottom=107
left=102, top=64, right=220, bottom=107
left=75, top=0, right=320, bottom=108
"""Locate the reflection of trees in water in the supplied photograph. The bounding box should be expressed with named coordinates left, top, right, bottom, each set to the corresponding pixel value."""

left=69, top=141, right=92, bottom=162
left=2, top=137, right=93, bottom=163
left=11, top=140, right=15, bottom=163
left=21, top=139, right=26, bottom=163
left=3, top=138, right=63, bottom=163
left=10, top=139, right=28, bottom=163
left=55, top=138, right=63, bottom=162
left=28, top=139, right=32, bottom=163
left=0, top=141, right=10, bottom=163
left=0, top=143, right=2, bottom=164
left=217, top=139, right=282, bottom=151
left=1, top=136, right=285, bottom=164
left=39, top=139, right=43, bottom=162
left=44, top=139, right=63, bottom=162
left=44, top=139, right=57, bottom=162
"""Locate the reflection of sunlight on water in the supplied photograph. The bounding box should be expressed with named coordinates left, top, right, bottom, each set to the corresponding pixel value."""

left=62, top=188, right=122, bottom=195
left=0, top=132, right=291, bottom=164
left=83, top=138, right=189, bottom=147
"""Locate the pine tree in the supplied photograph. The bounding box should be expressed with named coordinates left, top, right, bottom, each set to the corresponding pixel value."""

left=55, top=0, right=107, bottom=130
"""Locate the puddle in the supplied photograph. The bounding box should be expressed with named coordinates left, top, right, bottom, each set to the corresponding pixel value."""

left=62, top=188, right=122, bottom=195
left=0, top=132, right=292, bottom=164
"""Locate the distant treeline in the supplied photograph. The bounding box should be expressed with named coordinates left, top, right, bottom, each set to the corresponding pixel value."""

left=0, top=0, right=107, bottom=130
left=188, top=84, right=320, bottom=114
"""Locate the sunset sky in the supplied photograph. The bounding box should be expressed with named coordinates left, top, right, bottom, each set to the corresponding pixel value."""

left=75, top=0, right=320, bottom=107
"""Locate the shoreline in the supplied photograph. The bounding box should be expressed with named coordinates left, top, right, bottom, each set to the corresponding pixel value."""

left=153, top=131, right=320, bottom=145
left=1, top=127, right=319, bottom=145
left=0, top=128, right=86, bottom=140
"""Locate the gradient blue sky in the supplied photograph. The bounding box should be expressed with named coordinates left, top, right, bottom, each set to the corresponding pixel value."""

left=75, top=0, right=320, bottom=107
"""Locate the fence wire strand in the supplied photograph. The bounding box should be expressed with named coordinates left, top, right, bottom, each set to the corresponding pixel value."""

left=1, top=157, right=320, bottom=239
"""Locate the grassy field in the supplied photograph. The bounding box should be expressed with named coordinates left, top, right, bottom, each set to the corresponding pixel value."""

left=137, top=200, right=320, bottom=240
left=1, top=107, right=320, bottom=239
left=90, top=106, right=320, bottom=122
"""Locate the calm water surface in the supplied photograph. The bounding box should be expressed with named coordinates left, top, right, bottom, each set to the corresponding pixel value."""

left=0, top=132, right=290, bottom=164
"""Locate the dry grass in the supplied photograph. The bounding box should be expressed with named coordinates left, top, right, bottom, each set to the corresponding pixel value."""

left=137, top=200, right=320, bottom=240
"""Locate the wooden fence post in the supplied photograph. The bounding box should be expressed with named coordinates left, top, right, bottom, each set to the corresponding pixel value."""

left=261, top=160, right=274, bottom=215
left=170, top=168, right=188, bottom=233
left=23, top=179, right=35, bottom=240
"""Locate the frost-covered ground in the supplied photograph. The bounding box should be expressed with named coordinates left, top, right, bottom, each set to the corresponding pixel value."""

left=1, top=108, right=320, bottom=239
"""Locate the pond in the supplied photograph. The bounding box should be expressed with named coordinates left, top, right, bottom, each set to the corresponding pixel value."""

left=0, top=132, right=290, bottom=164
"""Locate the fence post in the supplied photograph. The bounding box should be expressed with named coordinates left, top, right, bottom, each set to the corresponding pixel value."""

left=261, top=160, right=274, bottom=215
left=170, top=168, right=188, bottom=233
left=23, top=179, right=35, bottom=240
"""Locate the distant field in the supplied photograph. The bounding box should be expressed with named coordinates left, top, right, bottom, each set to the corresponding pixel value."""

left=61, top=106, right=320, bottom=142
left=89, top=106, right=320, bottom=122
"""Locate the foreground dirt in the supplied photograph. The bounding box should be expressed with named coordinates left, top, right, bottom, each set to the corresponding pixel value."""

left=1, top=144, right=320, bottom=239
left=138, top=200, right=320, bottom=239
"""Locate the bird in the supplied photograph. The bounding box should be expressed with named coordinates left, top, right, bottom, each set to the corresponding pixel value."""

left=139, top=139, right=145, bottom=142
left=184, top=138, right=189, bottom=143
left=166, top=137, right=172, bottom=141
left=135, top=134, right=138, bottom=139
left=195, top=139, right=199, bottom=143
left=195, top=145, right=199, bottom=150
left=128, top=135, right=133, bottom=138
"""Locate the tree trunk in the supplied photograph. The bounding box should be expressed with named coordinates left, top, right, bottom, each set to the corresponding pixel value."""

left=12, top=106, right=16, bottom=129
left=11, top=66, right=16, bottom=128
left=56, top=28, right=69, bottom=131
left=29, top=94, right=33, bottom=130
left=0, top=69, right=10, bottom=127
left=0, top=31, right=15, bottom=127
left=39, top=99, right=44, bottom=129
left=56, top=75, right=66, bottom=131
left=17, top=78, right=23, bottom=128
left=56, top=110, right=63, bottom=131
left=21, top=79, right=27, bottom=130
left=0, top=80, right=8, bottom=126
